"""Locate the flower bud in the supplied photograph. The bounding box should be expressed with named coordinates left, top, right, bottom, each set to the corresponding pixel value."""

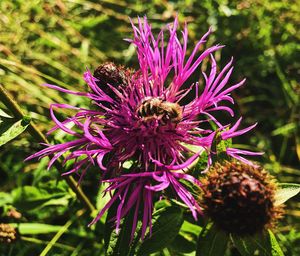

left=93, top=62, right=130, bottom=99
left=200, top=161, right=283, bottom=236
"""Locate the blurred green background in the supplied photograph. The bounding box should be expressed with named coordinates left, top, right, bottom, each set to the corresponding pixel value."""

left=0, top=0, right=299, bottom=255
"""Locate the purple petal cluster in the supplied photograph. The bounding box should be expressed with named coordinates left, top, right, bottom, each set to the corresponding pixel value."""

left=26, top=16, right=262, bottom=237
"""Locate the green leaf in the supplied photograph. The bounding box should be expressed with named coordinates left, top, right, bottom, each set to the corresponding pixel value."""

left=9, top=223, right=63, bottom=235
left=231, top=235, right=258, bottom=256
left=12, top=186, right=67, bottom=211
left=0, top=108, right=13, bottom=118
left=80, top=15, right=108, bottom=28
left=96, top=183, right=112, bottom=216
left=268, top=230, right=284, bottom=256
left=274, top=183, right=300, bottom=206
left=154, top=199, right=171, bottom=210
left=0, top=192, right=13, bottom=207
left=137, top=206, right=184, bottom=256
left=37, top=195, right=71, bottom=209
left=104, top=195, right=119, bottom=252
left=180, top=220, right=202, bottom=237
left=196, top=223, right=229, bottom=256
left=104, top=193, right=141, bottom=256
left=172, top=220, right=202, bottom=254
left=169, top=234, right=196, bottom=253
left=271, top=123, right=297, bottom=136
left=232, top=230, right=284, bottom=256
left=106, top=206, right=136, bottom=256
left=0, top=116, right=31, bottom=147
left=211, top=130, right=231, bottom=164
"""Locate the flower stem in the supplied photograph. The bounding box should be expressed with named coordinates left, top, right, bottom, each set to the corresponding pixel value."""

left=40, top=209, right=86, bottom=256
left=0, top=84, right=96, bottom=214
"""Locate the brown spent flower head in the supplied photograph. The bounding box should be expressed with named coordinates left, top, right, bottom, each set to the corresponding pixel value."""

left=200, top=160, right=283, bottom=236
left=93, top=62, right=130, bottom=99
left=7, top=209, right=22, bottom=219
left=0, top=223, right=18, bottom=243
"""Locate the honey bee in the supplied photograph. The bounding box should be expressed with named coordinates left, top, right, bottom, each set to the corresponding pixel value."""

left=137, top=97, right=182, bottom=125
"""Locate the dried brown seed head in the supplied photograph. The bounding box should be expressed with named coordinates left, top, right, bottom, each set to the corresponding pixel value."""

left=0, top=223, right=18, bottom=243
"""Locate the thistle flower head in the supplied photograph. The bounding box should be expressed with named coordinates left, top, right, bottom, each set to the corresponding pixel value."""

left=200, top=160, right=283, bottom=236
left=26, top=16, right=262, bottom=238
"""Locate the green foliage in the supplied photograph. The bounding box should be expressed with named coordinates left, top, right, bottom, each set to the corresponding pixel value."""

left=232, top=230, right=284, bottom=256
left=168, top=234, right=196, bottom=254
left=12, top=185, right=72, bottom=212
left=137, top=206, right=184, bottom=256
left=274, top=183, right=300, bottom=206
left=196, top=223, right=229, bottom=256
left=210, top=130, right=232, bottom=164
left=10, top=223, right=64, bottom=235
left=0, top=117, right=30, bottom=147
left=105, top=204, right=135, bottom=256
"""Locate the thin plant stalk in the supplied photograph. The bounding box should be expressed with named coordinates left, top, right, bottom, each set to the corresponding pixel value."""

left=0, top=84, right=96, bottom=214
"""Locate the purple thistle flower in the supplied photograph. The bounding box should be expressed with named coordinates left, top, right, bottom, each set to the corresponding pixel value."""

left=26, top=16, right=258, bottom=238
left=89, top=170, right=201, bottom=240
left=220, top=117, right=264, bottom=166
